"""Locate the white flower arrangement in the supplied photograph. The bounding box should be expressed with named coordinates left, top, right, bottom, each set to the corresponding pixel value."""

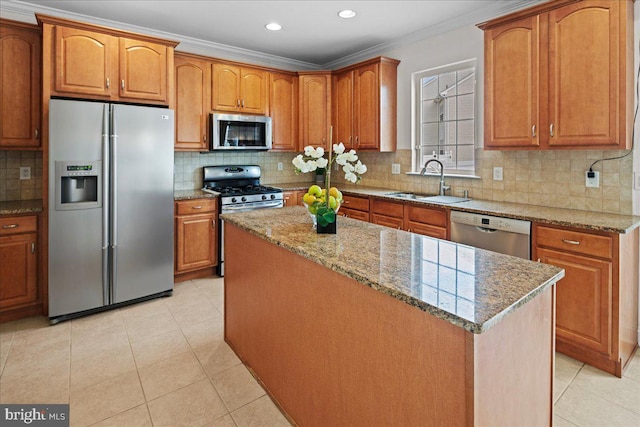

left=292, top=142, right=367, bottom=184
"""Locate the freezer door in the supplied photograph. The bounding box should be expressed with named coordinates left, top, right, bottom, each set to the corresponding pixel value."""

left=111, top=104, right=174, bottom=303
left=48, top=99, right=108, bottom=317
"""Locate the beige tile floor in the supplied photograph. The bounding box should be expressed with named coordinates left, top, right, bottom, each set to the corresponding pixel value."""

left=0, top=276, right=639, bottom=426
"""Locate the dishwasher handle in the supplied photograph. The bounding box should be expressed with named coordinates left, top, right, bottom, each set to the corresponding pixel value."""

left=476, top=226, right=497, bottom=233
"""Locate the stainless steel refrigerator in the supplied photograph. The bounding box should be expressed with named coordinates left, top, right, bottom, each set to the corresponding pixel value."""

left=48, top=99, right=174, bottom=323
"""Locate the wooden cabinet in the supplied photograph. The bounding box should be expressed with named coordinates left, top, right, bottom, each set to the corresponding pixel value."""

left=339, top=194, right=370, bottom=222
left=174, top=53, right=211, bottom=151
left=175, top=199, right=218, bottom=277
left=404, top=204, right=448, bottom=240
left=479, top=0, right=633, bottom=150
left=0, top=19, right=41, bottom=149
left=212, top=63, right=268, bottom=114
left=270, top=72, right=299, bottom=151
left=0, top=215, right=38, bottom=319
left=332, top=57, right=399, bottom=151
left=39, top=14, right=177, bottom=105
left=283, top=190, right=305, bottom=207
left=298, top=72, right=331, bottom=149
left=371, top=198, right=404, bottom=229
left=534, top=223, right=639, bottom=377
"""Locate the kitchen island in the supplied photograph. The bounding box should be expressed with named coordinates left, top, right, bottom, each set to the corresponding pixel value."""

left=222, top=207, right=565, bottom=426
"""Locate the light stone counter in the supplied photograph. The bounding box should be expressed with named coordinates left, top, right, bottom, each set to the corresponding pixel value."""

left=273, top=183, right=640, bottom=234
left=174, top=189, right=217, bottom=200
left=0, top=199, right=43, bottom=215
left=221, top=206, right=564, bottom=333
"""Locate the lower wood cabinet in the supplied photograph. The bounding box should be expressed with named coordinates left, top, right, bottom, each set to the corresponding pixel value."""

left=371, top=198, right=404, bottom=229
left=283, top=190, right=305, bottom=207
left=175, top=199, right=218, bottom=280
left=534, top=223, right=639, bottom=377
left=404, top=204, right=448, bottom=240
left=0, top=215, right=39, bottom=321
left=339, top=194, right=370, bottom=222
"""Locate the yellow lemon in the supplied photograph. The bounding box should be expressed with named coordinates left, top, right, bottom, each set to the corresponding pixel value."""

left=302, top=193, right=316, bottom=205
left=329, top=195, right=338, bottom=210
left=308, top=185, right=322, bottom=197
left=329, top=187, right=342, bottom=201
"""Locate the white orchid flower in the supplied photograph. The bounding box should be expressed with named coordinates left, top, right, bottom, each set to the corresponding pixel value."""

left=335, top=153, right=349, bottom=166
left=306, top=160, right=318, bottom=172
left=342, top=163, right=355, bottom=174
left=345, top=171, right=358, bottom=183
left=345, top=149, right=358, bottom=162
left=354, top=160, right=367, bottom=175
left=333, top=142, right=345, bottom=155
left=316, top=157, right=329, bottom=168
left=311, top=147, right=325, bottom=158
left=292, top=154, right=306, bottom=170
left=303, top=145, right=316, bottom=156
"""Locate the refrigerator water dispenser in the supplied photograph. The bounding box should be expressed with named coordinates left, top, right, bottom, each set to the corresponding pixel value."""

left=55, top=160, right=102, bottom=210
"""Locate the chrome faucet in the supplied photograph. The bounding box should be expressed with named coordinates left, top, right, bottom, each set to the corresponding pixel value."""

left=420, top=159, right=449, bottom=196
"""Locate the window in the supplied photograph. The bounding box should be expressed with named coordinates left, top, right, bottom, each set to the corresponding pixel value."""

left=412, top=59, right=476, bottom=175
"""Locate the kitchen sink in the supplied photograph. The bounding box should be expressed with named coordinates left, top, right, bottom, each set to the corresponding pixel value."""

left=416, top=195, right=470, bottom=204
left=384, top=192, right=420, bottom=199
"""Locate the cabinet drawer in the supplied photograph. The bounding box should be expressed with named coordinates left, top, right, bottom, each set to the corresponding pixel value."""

left=0, top=216, right=37, bottom=236
left=405, top=205, right=447, bottom=228
left=342, top=194, right=369, bottom=212
left=535, top=225, right=612, bottom=260
left=340, top=208, right=369, bottom=222
left=176, top=199, right=217, bottom=215
left=371, top=198, right=403, bottom=218
left=407, top=221, right=447, bottom=240
left=371, top=213, right=404, bottom=229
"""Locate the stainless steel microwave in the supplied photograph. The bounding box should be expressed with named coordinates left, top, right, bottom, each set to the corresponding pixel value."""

left=210, top=113, right=272, bottom=150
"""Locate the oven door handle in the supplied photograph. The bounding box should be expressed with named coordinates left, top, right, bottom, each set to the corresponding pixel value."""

left=221, top=201, right=283, bottom=212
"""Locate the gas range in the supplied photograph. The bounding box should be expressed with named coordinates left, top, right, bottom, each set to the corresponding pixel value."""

left=201, top=165, right=284, bottom=212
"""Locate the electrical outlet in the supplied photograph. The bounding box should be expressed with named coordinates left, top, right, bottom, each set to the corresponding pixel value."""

left=585, top=170, right=599, bottom=188
left=391, top=163, right=401, bottom=175
left=493, top=167, right=503, bottom=181
left=19, top=167, right=31, bottom=180
left=277, top=162, right=283, bottom=171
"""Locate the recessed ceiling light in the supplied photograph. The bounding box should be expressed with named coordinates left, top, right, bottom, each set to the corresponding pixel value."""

left=265, top=22, right=282, bottom=31
left=338, top=9, right=357, bottom=19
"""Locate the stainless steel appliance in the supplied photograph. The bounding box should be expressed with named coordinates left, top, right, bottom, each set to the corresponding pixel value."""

left=48, top=99, right=174, bottom=324
left=202, top=165, right=283, bottom=275
left=210, top=113, right=272, bottom=150
left=449, top=211, right=531, bottom=259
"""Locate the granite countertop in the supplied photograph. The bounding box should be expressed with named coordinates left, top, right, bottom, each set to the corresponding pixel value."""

left=221, top=206, right=565, bottom=334
left=174, top=189, right=218, bottom=200
left=0, top=199, right=43, bottom=215
left=272, top=183, right=640, bottom=234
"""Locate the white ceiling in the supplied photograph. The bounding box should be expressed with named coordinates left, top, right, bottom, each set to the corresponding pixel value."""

left=7, top=0, right=545, bottom=69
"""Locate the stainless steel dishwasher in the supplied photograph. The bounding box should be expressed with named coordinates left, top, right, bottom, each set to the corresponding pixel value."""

left=449, top=211, right=531, bottom=259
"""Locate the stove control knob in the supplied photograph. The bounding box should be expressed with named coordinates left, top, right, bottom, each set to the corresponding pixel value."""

left=241, top=196, right=247, bottom=202
left=262, top=195, right=267, bottom=200
left=270, top=194, right=276, bottom=200
left=231, top=197, right=237, bottom=203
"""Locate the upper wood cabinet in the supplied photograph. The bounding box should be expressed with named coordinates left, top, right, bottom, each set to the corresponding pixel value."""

left=212, top=63, right=268, bottom=114
left=332, top=57, right=399, bottom=152
left=174, top=53, right=211, bottom=151
left=0, top=19, right=41, bottom=149
left=38, top=14, right=177, bottom=105
left=298, top=72, right=331, bottom=149
left=270, top=72, right=299, bottom=151
left=479, top=0, right=633, bottom=150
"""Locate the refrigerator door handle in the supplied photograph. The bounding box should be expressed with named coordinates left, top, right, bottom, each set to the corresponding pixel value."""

left=110, top=106, right=118, bottom=302
left=102, top=105, right=110, bottom=305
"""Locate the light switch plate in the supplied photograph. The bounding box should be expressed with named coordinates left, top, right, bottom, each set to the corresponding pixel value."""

left=391, top=163, right=401, bottom=175
left=585, top=171, right=599, bottom=188
left=19, top=167, right=31, bottom=180
left=277, top=162, right=283, bottom=171
left=493, top=167, right=503, bottom=181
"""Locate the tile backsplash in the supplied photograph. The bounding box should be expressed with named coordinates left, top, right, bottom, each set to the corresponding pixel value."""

left=0, top=151, right=43, bottom=202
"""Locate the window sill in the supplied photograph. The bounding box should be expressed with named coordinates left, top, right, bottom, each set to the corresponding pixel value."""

left=407, top=172, right=481, bottom=180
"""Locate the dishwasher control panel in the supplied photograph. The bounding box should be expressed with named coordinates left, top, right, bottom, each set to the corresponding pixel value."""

left=450, top=211, right=531, bottom=235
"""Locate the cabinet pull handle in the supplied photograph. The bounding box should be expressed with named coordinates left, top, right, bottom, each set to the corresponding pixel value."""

left=211, top=219, right=216, bottom=228
left=537, top=258, right=541, bottom=262
left=562, top=239, right=580, bottom=245
left=550, top=123, right=554, bottom=137
left=106, top=78, right=110, bottom=89
left=355, top=136, right=359, bottom=147
left=121, top=80, right=125, bottom=90
left=35, top=128, right=39, bottom=139
left=237, top=99, right=241, bottom=107
left=241, top=99, right=245, bottom=108
left=31, top=242, right=35, bottom=254
left=192, top=206, right=203, bottom=209
left=531, top=125, right=536, bottom=138
left=2, top=224, right=19, bottom=229
left=203, top=135, right=206, bottom=142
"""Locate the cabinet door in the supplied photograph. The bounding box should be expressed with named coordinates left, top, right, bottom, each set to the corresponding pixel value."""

left=537, top=247, right=612, bottom=355
left=175, top=213, right=217, bottom=272
left=332, top=70, right=353, bottom=148
left=407, top=221, right=447, bottom=240
left=119, top=38, right=168, bottom=102
left=54, top=26, right=117, bottom=97
left=340, top=208, right=369, bottom=222
left=212, top=63, right=241, bottom=111
left=483, top=16, right=540, bottom=149
left=283, top=191, right=299, bottom=207
left=0, top=233, right=37, bottom=310
left=371, top=213, right=403, bottom=229
left=241, top=67, right=268, bottom=114
left=270, top=73, right=298, bottom=151
left=0, top=24, right=41, bottom=148
left=175, top=55, right=210, bottom=150
left=547, top=0, right=622, bottom=148
left=299, top=74, right=331, bottom=149
left=353, top=63, right=379, bottom=150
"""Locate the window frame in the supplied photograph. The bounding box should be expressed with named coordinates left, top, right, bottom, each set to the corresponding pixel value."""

left=411, top=58, right=479, bottom=177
